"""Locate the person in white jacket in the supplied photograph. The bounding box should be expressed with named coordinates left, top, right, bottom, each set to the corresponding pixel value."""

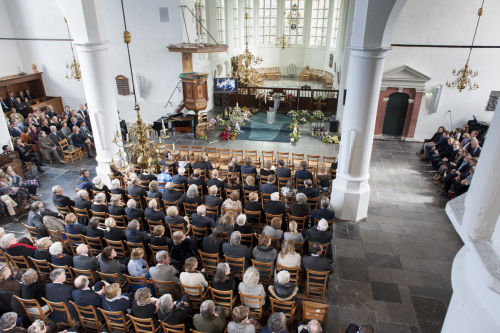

left=179, top=256, right=208, bottom=295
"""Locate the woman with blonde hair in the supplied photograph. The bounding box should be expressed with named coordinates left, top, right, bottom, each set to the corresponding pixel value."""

left=0, top=264, right=20, bottom=295
left=108, top=194, right=126, bottom=216
left=316, top=164, right=331, bottom=191
left=284, top=221, right=304, bottom=242
left=179, top=257, right=208, bottom=294
left=128, top=248, right=149, bottom=277
left=64, top=212, right=86, bottom=235
left=276, top=240, right=301, bottom=268
left=132, top=287, right=159, bottom=327
left=216, top=212, right=235, bottom=236
left=34, top=237, right=52, bottom=262
left=260, top=159, right=275, bottom=177
left=102, top=282, right=131, bottom=313
left=222, top=190, right=242, bottom=214
left=238, top=266, right=266, bottom=308
left=262, top=217, right=283, bottom=240
left=243, top=175, right=259, bottom=192
left=21, top=269, right=45, bottom=305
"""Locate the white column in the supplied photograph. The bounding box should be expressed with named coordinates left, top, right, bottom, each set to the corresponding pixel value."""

left=0, top=114, right=12, bottom=150
left=442, top=103, right=500, bottom=332
left=331, top=48, right=387, bottom=221
left=75, top=41, right=121, bottom=185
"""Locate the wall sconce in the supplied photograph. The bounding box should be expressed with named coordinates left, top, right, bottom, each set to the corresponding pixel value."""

left=424, top=90, right=434, bottom=109
left=425, top=84, right=442, bottom=113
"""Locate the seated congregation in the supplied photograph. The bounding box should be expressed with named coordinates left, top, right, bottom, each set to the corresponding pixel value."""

left=0, top=143, right=337, bottom=333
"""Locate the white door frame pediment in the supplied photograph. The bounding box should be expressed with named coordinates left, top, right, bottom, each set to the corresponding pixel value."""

left=381, top=65, right=431, bottom=92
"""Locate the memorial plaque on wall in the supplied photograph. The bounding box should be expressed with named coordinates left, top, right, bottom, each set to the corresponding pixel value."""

left=115, top=75, right=130, bottom=96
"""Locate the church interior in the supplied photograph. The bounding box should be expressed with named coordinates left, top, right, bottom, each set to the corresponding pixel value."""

left=0, top=0, right=499, bottom=332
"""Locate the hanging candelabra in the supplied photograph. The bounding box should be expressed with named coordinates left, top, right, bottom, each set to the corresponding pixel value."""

left=234, top=11, right=263, bottom=87
left=64, top=17, right=81, bottom=81
left=445, top=2, right=484, bottom=92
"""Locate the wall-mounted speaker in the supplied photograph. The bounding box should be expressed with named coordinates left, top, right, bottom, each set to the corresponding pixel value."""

left=159, top=7, right=169, bottom=22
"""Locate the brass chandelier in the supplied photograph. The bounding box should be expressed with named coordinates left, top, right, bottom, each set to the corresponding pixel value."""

left=445, top=1, right=484, bottom=92
left=234, top=11, right=263, bottom=87
left=64, top=17, right=81, bottom=81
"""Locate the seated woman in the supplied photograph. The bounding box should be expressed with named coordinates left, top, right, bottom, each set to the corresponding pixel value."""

left=128, top=248, right=149, bottom=278
left=0, top=169, right=29, bottom=210
left=21, top=269, right=46, bottom=305
left=188, top=169, right=206, bottom=189
left=85, top=216, right=105, bottom=238
left=108, top=194, right=126, bottom=216
left=243, top=192, right=261, bottom=226
left=4, top=165, right=40, bottom=199
left=65, top=212, right=86, bottom=235
left=243, top=175, right=259, bottom=193
left=49, top=241, right=73, bottom=266
left=102, top=282, right=131, bottom=314
left=289, top=192, right=311, bottom=218
left=132, top=287, right=159, bottom=327
left=150, top=225, right=171, bottom=247
left=227, top=306, right=256, bottom=333
left=260, top=160, right=275, bottom=177
left=92, top=176, right=110, bottom=193
left=224, top=176, right=241, bottom=193
left=222, top=191, right=242, bottom=215
left=234, top=214, right=254, bottom=234
left=316, top=165, right=331, bottom=192
left=147, top=180, right=162, bottom=199
left=110, top=178, right=127, bottom=195
left=238, top=266, right=266, bottom=308
left=3, top=234, right=35, bottom=258
left=170, top=231, right=196, bottom=265
left=262, top=217, right=284, bottom=240
left=91, top=192, right=108, bottom=213
left=261, top=312, right=287, bottom=333
left=34, top=237, right=52, bottom=262
left=0, top=264, right=21, bottom=296
left=179, top=257, right=208, bottom=294
left=157, top=293, right=189, bottom=326
left=253, top=234, right=277, bottom=264
left=284, top=221, right=304, bottom=243
left=276, top=240, right=301, bottom=268
left=178, top=184, right=203, bottom=208
left=98, top=247, right=127, bottom=281
left=212, top=262, right=236, bottom=292
left=281, top=180, right=297, bottom=206
left=268, top=270, right=298, bottom=301
left=165, top=206, right=189, bottom=233
left=202, top=226, right=225, bottom=254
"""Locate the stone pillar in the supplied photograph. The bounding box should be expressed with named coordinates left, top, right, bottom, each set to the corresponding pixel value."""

left=55, top=0, right=121, bottom=185
left=442, top=103, right=500, bottom=331
left=0, top=114, right=12, bottom=150
left=75, top=41, right=121, bottom=185
left=331, top=48, right=387, bottom=221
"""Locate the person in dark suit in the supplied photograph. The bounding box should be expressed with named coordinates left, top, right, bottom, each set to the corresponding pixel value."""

left=312, top=197, right=335, bottom=221
left=27, top=201, right=48, bottom=238
left=467, top=139, right=481, bottom=157
left=263, top=192, right=286, bottom=216
left=243, top=175, right=259, bottom=193
left=49, top=125, right=65, bottom=146
left=234, top=214, right=255, bottom=234
left=125, top=199, right=145, bottom=221
left=45, top=268, right=75, bottom=323
left=294, top=161, right=313, bottom=180
left=289, top=193, right=311, bottom=218
left=73, top=244, right=99, bottom=272
left=85, top=217, right=104, bottom=238
left=206, top=170, right=225, bottom=189
left=144, top=198, right=165, bottom=221
left=108, top=194, right=126, bottom=216
left=52, top=185, right=75, bottom=208
left=205, top=185, right=223, bottom=209
left=240, top=157, right=257, bottom=176
left=188, top=169, right=206, bottom=189
left=13, top=138, right=44, bottom=171
left=300, top=179, right=320, bottom=198
left=260, top=174, right=278, bottom=194
left=172, top=168, right=189, bottom=188
left=72, top=275, right=105, bottom=321
left=103, top=218, right=126, bottom=241
left=90, top=192, right=108, bottom=213
left=0, top=96, right=9, bottom=112
left=162, top=182, right=183, bottom=202
left=243, top=191, right=262, bottom=225
left=275, top=159, right=292, bottom=179
left=147, top=181, right=162, bottom=199
left=71, top=126, right=93, bottom=158
left=125, top=219, right=151, bottom=244
left=302, top=243, right=332, bottom=273
left=222, top=231, right=251, bottom=272
left=191, top=205, right=214, bottom=229
left=306, top=219, right=333, bottom=259
left=65, top=213, right=87, bottom=235
left=165, top=206, right=189, bottom=235
left=178, top=184, right=203, bottom=212
left=74, top=190, right=92, bottom=225
left=127, top=178, right=147, bottom=198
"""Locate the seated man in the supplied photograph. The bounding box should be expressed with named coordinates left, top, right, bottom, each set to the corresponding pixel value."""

left=73, top=244, right=99, bottom=274
left=144, top=199, right=165, bottom=221
left=263, top=192, right=285, bottom=216
left=162, top=182, right=183, bottom=202
left=260, top=174, right=278, bottom=194
left=72, top=275, right=105, bottom=321
left=275, top=159, right=292, bottom=179
left=45, top=269, right=75, bottom=323
left=125, top=199, right=145, bottom=221
left=294, top=161, right=313, bottom=181
left=191, top=205, right=214, bottom=230
left=193, top=300, right=225, bottom=333
left=71, top=126, right=93, bottom=158
left=27, top=201, right=49, bottom=238
left=172, top=168, right=189, bottom=188
left=302, top=243, right=332, bottom=273
left=13, top=138, right=43, bottom=172
left=128, top=177, right=147, bottom=197
left=146, top=250, right=179, bottom=283
left=157, top=166, right=173, bottom=191
left=222, top=231, right=251, bottom=272
left=38, top=130, right=65, bottom=164
left=306, top=219, right=333, bottom=259
left=240, top=157, right=257, bottom=176
left=52, top=185, right=75, bottom=208
left=9, top=120, right=23, bottom=137
left=206, top=170, right=225, bottom=189
left=76, top=168, right=93, bottom=192
left=300, top=179, right=320, bottom=198
left=204, top=185, right=223, bottom=210
left=74, top=190, right=92, bottom=224
left=312, top=196, right=335, bottom=221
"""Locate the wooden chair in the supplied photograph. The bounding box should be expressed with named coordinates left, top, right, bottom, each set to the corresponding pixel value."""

left=198, top=250, right=219, bottom=279
left=276, top=264, right=301, bottom=285
left=161, top=322, right=186, bottom=333
left=162, top=200, right=180, bottom=210
left=7, top=254, right=30, bottom=276
left=305, top=269, right=329, bottom=301
left=22, top=223, right=41, bottom=243
left=302, top=300, right=330, bottom=325
left=58, top=138, right=82, bottom=164
left=127, top=314, right=161, bottom=333
left=269, top=297, right=297, bottom=323
left=307, top=154, right=320, bottom=170
left=240, top=233, right=254, bottom=248
left=69, top=300, right=102, bottom=332
left=244, top=209, right=262, bottom=229
left=63, top=233, right=86, bottom=255
left=265, top=213, right=283, bottom=226
left=42, top=297, right=78, bottom=330
left=295, top=241, right=305, bottom=256
left=48, top=263, right=75, bottom=285
left=0, top=251, right=12, bottom=272
left=126, top=194, right=144, bottom=209
left=260, top=193, right=272, bottom=209
left=251, top=259, right=273, bottom=285
left=239, top=292, right=264, bottom=320
left=209, top=287, right=236, bottom=312
left=47, top=229, right=66, bottom=245
left=262, top=151, right=274, bottom=164
left=83, top=236, right=104, bottom=257
left=245, top=150, right=259, bottom=167
left=191, top=225, right=209, bottom=238
left=72, top=206, right=91, bottom=224
left=13, top=296, right=50, bottom=324
left=72, top=267, right=97, bottom=284
left=123, top=274, right=148, bottom=290
left=91, top=210, right=108, bottom=228
left=97, top=271, right=126, bottom=289
left=205, top=205, right=220, bottom=218
left=173, top=183, right=186, bottom=193
left=180, top=283, right=209, bottom=311
left=287, top=214, right=307, bottom=232
left=231, top=149, right=244, bottom=161
left=277, top=152, right=290, bottom=166
left=224, top=255, right=246, bottom=279
left=108, top=214, right=128, bottom=229
left=178, top=145, right=190, bottom=158
left=29, top=257, right=52, bottom=279
left=146, top=218, right=164, bottom=233
left=291, top=153, right=304, bottom=170
left=151, top=279, right=177, bottom=297
left=55, top=205, right=72, bottom=216
left=105, top=239, right=128, bottom=257
left=183, top=202, right=198, bottom=219
left=145, top=197, right=161, bottom=209
left=125, top=241, right=146, bottom=253
left=308, top=242, right=330, bottom=256
left=167, top=223, right=187, bottom=239
left=295, top=178, right=306, bottom=190
left=322, top=156, right=337, bottom=167
left=218, top=149, right=231, bottom=164
left=277, top=177, right=292, bottom=191
left=307, top=196, right=320, bottom=210
left=99, top=308, right=133, bottom=333
left=149, top=244, right=169, bottom=264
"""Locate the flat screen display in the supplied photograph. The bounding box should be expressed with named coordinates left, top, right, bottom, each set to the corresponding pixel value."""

left=214, top=78, right=237, bottom=93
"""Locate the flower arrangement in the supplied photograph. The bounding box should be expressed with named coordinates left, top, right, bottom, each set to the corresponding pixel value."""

left=289, top=122, right=300, bottom=143
left=219, top=130, right=231, bottom=141
left=286, top=110, right=309, bottom=124
left=314, top=96, right=326, bottom=102
left=322, top=135, right=340, bottom=144
left=196, top=133, right=207, bottom=140
left=310, top=110, right=326, bottom=122
left=216, top=106, right=252, bottom=141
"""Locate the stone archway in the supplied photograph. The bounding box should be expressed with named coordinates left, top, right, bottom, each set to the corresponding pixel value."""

left=374, top=65, right=429, bottom=139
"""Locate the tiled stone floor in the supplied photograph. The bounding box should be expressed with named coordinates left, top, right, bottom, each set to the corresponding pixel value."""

left=0, top=130, right=461, bottom=333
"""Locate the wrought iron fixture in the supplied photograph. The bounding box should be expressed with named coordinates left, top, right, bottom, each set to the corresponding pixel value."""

left=280, top=33, right=287, bottom=50
left=64, top=17, right=81, bottom=81
left=445, top=1, right=485, bottom=92
left=234, top=10, right=263, bottom=86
